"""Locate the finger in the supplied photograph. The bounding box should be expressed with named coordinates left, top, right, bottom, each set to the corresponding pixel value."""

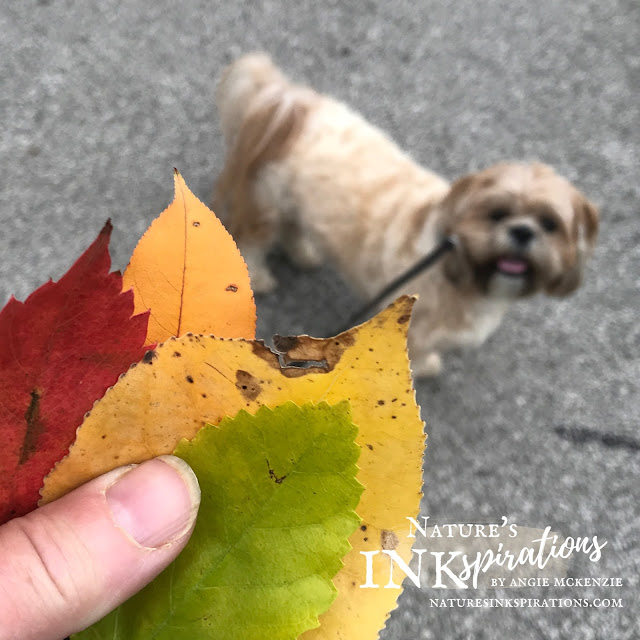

left=0, top=456, right=200, bottom=640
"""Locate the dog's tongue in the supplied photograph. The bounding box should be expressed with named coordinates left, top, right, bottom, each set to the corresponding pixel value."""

left=497, top=258, right=528, bottom=275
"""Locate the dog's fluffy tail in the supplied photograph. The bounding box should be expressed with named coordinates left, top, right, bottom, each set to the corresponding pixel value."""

left=214, top=53, right=311, bottom=239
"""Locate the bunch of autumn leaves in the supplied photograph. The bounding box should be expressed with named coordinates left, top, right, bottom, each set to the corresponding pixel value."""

left=0, top=172, right=424, bottom=640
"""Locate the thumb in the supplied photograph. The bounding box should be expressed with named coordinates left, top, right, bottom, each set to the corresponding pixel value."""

left=0, top=456, right=200, bottom=640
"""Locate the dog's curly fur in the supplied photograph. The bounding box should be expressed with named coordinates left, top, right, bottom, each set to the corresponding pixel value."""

left=214, top=54, right=599, bottom=377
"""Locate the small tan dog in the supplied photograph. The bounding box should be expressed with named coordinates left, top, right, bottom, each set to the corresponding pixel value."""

left=214, top=54, right=599, bottom=377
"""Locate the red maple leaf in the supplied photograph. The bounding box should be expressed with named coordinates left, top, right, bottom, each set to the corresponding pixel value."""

left=0, top=221, right=150, bottom=524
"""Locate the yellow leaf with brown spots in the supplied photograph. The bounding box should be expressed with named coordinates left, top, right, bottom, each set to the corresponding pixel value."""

left=41, top=296, right=424, bottom=640
left=123, top=170, right=256, bottom=343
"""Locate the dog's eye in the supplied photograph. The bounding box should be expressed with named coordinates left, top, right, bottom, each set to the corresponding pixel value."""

left=488, top=208, right=510, bottom=223
left=540, top=215, right=558, bottom=233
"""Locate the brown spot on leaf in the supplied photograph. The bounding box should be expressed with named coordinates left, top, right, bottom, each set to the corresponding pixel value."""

left=192, top=221, right=200, bottom=227
left=236, top=370, right=262, bottom=400
left=377, top=400, right=385, bottom=406
left=273, top=335, right=300, bottom=352
left=381, top=529, right=399, bottom=551
left=252, top=333, right=354, bottom=378
left=226, top=284, right=238, bottom=292
left=143, top=350, right=157, bottom=364
left=361, top=525, right=367, bottom=531
left=252, top=340, right=280, bottom=365
left=173, top=351, right=182, bottom=357
left=186, top=375, right=194, bottom=384
left=366, top=444, right=374, bottom=450
left=20, top=389, right=44, bottom=464
left=397, top=314, right=411, bottom=324
left=266, top=459, right=287, bottom=484
left=280, top=333, right=355, bottom=372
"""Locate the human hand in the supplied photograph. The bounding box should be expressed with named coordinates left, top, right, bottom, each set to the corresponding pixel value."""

left=0, top=456, right=201, bottom=640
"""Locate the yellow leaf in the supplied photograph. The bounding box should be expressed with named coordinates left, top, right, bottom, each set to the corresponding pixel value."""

left=123, top=170, right=256, bottom=342
left=42, top=296, right=423, bottom=639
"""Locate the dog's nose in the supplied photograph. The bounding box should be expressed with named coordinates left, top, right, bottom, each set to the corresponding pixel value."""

left=509, top=225, right=536, bottom=247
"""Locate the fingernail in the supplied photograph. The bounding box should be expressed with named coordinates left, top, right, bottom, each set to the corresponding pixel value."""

left=106, top=456, right=200, bottom=548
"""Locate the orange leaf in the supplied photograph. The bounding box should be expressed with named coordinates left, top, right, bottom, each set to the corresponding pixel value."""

left=123, top=170, right=256, bottom=342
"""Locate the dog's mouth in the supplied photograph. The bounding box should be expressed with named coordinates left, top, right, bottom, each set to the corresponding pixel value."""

left=495, top=256, right=530, bottom=278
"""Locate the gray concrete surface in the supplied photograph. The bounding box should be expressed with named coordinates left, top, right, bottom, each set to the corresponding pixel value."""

left=1, top=1, right=638, bottom=638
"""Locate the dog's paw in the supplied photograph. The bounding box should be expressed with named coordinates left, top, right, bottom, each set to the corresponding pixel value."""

left=250, top=269, right=278, bottom=294
left=240, top=245, right=278, bottom=294
left=285, top=235, right=324, bottom=269
left=412, top=352, right=443, bottom=378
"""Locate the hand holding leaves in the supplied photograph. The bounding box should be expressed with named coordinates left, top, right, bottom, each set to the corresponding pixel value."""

left=80, top=403, right=363, bottom=640
left=0, top=173, right=425, bottom=640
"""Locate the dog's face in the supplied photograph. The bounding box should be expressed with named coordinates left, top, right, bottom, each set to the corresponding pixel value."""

left=437, top=163, right=599, bottom=299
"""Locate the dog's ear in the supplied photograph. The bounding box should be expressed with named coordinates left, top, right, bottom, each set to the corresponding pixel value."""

left=434, top=172, right=485, bottom=289
left=546, top=190, right=599, bottom=297
left=447, top=173, right=480, bottom=198
left=573, top=191, right=599, bottom=249
left=440, top=173, right=480, bottom=210
left=437, top=172, right=487, bottom=234
left=436, top=174, right=480, bottom=288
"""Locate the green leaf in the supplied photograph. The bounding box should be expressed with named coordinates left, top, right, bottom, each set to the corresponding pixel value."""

left=75, top=402, right=362, bottom=640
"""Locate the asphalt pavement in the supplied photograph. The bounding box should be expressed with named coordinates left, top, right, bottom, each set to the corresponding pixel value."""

left=1, top=1, right=638, bottom=638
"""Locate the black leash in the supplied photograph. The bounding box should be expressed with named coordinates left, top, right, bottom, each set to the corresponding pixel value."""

left=331, top=235, right=458, bottom=335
